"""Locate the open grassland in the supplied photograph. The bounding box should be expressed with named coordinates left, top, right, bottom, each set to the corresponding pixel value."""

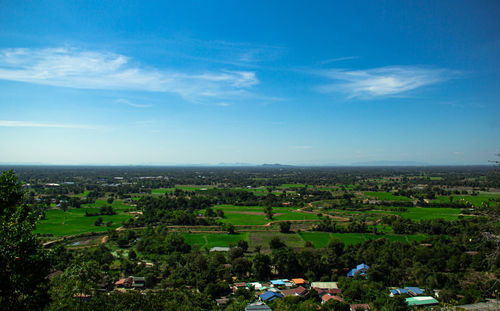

left=182, top=232, right=249, bottom=249
left=364, top=191, right=413, bottom=201
left=299, top=232, right=427, bottom=248
left=36, top=208, right=131, bottom=236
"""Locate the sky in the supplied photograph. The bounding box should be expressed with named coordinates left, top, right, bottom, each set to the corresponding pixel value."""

left=0, top=1, right=499, bottom=165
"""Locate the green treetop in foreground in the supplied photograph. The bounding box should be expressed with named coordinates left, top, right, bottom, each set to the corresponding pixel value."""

left=0, top=170, right=50, bottom=310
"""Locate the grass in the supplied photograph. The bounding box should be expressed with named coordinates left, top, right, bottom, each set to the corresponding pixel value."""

left=36, top=207, right=131, bottom=236
left=182, top=233, right=249, bottom=249
left=151, top=185, right=216, bottom=195
left=280, top=184, right=306, bottom=188
left=81, top=200, right=133, bottom=211
left=183, top=231, right=429, bottom=250
left=364, top=191, right=412, bottom=201
left=433, top=193, right=500, bottom=207
left=331, top=207, right=463, bottom=221
left=215, top=205, right=318, bottom=225
left=249, top=232, right=305, bottom=249
left=36, top=199, right=134, bottom=236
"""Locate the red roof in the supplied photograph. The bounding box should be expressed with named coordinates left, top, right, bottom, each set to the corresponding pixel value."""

left=322, top=294, right=344, bottom=303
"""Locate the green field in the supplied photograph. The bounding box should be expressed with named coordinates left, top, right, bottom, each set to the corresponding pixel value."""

left=280, top=184, right=306, bottom=188
left=299, top=232, right=427, bottom=248
left=216, top=205, right=318, bottom=225
left=36, top=207, right=131, bottom=236
left=433, top=193, right=500, bottom=207
left=36, top=199, right=134, bottom=236
left=82, top=199, right=133, bottom=210
left=249, top=232, right=305, bottom=249
left=151, top=185, right=215, bottom=195
left=332, top=207, right=463, bottom=221
left=182, top=233, right=249, bottom=249
left=364, top=191, right=413, bottom=201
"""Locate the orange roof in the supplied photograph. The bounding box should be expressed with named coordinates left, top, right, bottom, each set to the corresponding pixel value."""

left=292, top=278, right=306, bottom=284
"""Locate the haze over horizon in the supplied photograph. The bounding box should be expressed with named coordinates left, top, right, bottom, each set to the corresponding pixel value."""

left=1, top=1, right=499, bottom=165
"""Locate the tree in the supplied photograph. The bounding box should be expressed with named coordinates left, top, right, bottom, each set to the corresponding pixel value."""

left=128, top=249, right=137, bottom=261
left=264, top=205, right=273, bottom=220
left=270, top=237, right=286, bottom=250
left=223, top=223, right=235, bottom=234
left=0, top=170, right=50, bottom=310
left=253, top=253, right=272, bottom=280
left=94, top=217, right=103, bottom=226
left=48, top=260, right=103, bottom=310
left=237, top=240, right=249, bottom=252
left=279, top=221, right=292, bottom=233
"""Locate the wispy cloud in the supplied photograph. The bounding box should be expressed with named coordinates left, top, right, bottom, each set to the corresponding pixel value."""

left=317, top=66, right=457, bottom=98
left=0, top=120, right=96, bottom=129
left=319, top=56, right=359, bottom=65
left=0, top=47, right=259, bottom=102
left=115, top=98, right=152, bottom=108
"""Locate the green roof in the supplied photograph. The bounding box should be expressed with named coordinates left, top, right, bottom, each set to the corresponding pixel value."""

left=405, top=296, right=439, bottom=306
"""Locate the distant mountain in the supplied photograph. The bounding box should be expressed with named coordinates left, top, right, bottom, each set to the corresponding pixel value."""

left=216, top=162, right=254, bottom=167
left=351, top=161, right=430, bottom=166
left=261, top=163, right=295, bottom=168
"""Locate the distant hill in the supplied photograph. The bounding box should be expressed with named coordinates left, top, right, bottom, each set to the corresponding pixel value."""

left=351, top=161, right=430, bottom=166
left=261, top=163, right=295, bottom=168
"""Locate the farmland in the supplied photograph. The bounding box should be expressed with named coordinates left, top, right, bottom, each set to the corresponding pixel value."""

left=36, top=207, right=131, bottom=236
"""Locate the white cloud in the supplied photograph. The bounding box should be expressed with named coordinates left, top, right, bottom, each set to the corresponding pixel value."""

left=318, top=66, right=457, bottom=98
left=319, top=56, right=359, bottom=64
left=0, top=120, right=96, bottom=129
left=115, top=98, right=152, bottom=108
left=0, top=47, right=259, bottom=102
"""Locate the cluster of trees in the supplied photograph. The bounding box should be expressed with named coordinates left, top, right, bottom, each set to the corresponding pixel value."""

left=314, top=218, right=370, bottom=233
left=381, top=216, right=492, bottom=236
left=85, top=205, right=115, bottom=217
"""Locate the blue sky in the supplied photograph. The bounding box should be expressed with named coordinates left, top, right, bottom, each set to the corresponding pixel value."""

left=0, top=1, right=499, bottom=165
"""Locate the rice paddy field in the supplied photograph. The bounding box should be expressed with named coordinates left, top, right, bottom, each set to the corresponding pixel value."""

left=432, top=193, right=500, bottom=207
left=36, top=200, right=134, bottom=236
left=363, top=191, right=413, bottom=201
left=150, top=185, right=215, bottom=195
left=181, top=231, right=428, bottom=250
left=215, top=205, right=318, bottom=225
left=182, top=232, right=249, bottom=249
left=330, top=207, right=463, bottom=221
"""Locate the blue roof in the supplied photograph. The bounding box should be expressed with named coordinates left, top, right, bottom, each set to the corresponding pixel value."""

left=406, top=287, right=424, bottom=295
left=260, top=291, right=283, bottom=302
left=347, top=269, right=356, bottom=277
left=357, top=263, right=370, bottom=270
left=398, top=288, right=409, bottom=294
left=390, top=289, right=399, bottom=295
left=271, top=280, right=285, bottom=285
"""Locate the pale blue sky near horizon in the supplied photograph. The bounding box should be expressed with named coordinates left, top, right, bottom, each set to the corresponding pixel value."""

left=0, top=1, right=499, bottom=165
